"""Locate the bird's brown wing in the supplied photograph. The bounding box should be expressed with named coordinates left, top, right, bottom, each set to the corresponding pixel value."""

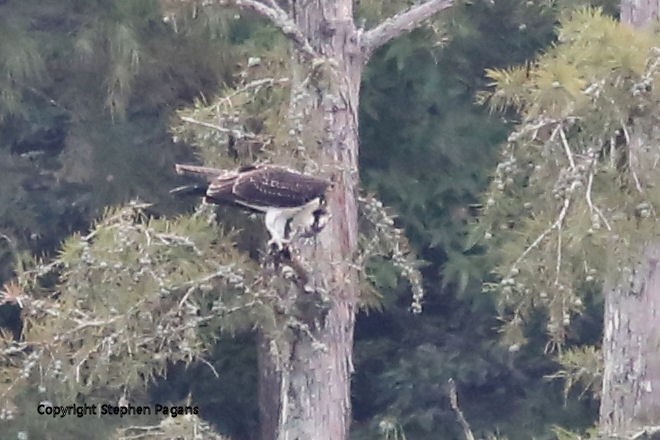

left=231, top=166, right=330, bottom=208
left=205, top=173, right=242, bottom=205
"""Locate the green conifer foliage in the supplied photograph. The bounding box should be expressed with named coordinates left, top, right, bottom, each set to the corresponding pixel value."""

left=0, top=203, right=262, bottom=436
left=481, top=6, right=660, bottom=386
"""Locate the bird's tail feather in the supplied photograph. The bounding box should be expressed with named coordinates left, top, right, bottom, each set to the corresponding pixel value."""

left=175, top=163, right=224, bottom=179
left=169, top=184, right=208, bottom=197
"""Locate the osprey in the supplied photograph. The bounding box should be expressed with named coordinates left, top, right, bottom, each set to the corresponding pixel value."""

left=171, top=164, right=331, bottom=250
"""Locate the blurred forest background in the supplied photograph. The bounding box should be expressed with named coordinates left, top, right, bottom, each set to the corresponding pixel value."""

left=0, top=0, right=632, bottom=439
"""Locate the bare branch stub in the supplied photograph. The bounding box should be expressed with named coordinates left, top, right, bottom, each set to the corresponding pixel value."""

left=361, top=0, right=454, bottom=59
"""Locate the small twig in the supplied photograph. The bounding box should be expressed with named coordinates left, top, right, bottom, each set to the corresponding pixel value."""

left=447, top=378, right=475, bottom=440
left=178, top=285, right=197, bottom=309
left=621, top=123, right=644, bottom=194
left=0, top=233, right=17, bottom=256
left=19, top=83, right=75, bottom=119
left=583, top=78, right=605, bottom=98
left=222, top=77, right=289, bottom=103
left=198, top=357, right=220, bottom=378
left=556, top=222, right=562, bottom=285
left=558, top=126, right=576, bottom=170
left=179, top=115, right=257, bottom=140
left=66, top=316, right=122, bottom=335
left=510, top=197, right=571, bottom=276
left=173, top=266, right=240, bottom=293
left=74, top=337, right=106, bottom=383
left=220, top=76, right=289, bottom=130
left=586, top=169, right=612, bottom=231
left=156, top=232, right=203, bottom=255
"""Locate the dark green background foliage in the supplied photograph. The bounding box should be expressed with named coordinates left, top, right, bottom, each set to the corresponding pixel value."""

left=0, top=0, right=622, bottom=439
left=353, top=1, right=607, bottom=438
left=0, top=0, right=236, bottom=257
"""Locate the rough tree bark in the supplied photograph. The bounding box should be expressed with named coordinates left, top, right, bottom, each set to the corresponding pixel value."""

left=189, top=1, right=454, bottom=439
left=601, top=249, right=660, bottom=436
left=620, top=0, right=660, bottom=28
left=599, top=2, right=660, bottom=437
left=256, top=4, right=363, bottom=439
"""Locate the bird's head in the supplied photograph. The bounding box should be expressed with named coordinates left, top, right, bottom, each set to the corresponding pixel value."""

left=311, top=207, right=330, bottom=234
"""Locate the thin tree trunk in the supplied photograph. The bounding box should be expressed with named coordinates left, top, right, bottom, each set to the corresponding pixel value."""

left=256, top=2, right=361, bottom=439
left=599, top=2, right=660, bottom=436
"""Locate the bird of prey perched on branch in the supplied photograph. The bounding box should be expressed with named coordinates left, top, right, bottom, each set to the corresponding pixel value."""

left=171, top=164, right=331, bottom=251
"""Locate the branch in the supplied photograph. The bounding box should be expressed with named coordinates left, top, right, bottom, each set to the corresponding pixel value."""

left=586, top=167, right=612, bottom=231
left=199, top=357, right=220, bottom=378
left=558, top=126, right=576, bottom=170
left=621, top=123, right=644, bottom=194
left=179, top=115, right=257, bottom=140
left=201, top=0, right=319, bottom=58
left=631, top=425, right=660, bottom=440
left=362, top=0, right=454, bottom=57
left=222, top=77, right=290, bottom=102
left=509, top=196, right=571, bottom=276
left=447, top=378, right=475, bottom=440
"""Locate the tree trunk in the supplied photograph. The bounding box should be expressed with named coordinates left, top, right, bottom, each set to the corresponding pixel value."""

left=600, top=249, right=660, bottom=436
left=257, top=2, right=361, bottom=439
left=599, top=2, right=660, bottom=436
left=620, top=0, right=660, bottom=28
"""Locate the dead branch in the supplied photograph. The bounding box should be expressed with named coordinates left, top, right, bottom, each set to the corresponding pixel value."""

left=447, top=378, right=475, bottom=440
left=362, top=0, right=454, bottom=58
left=179, top=115, right=258, bottom=140
left=196, top=0, right=319, bottom=58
